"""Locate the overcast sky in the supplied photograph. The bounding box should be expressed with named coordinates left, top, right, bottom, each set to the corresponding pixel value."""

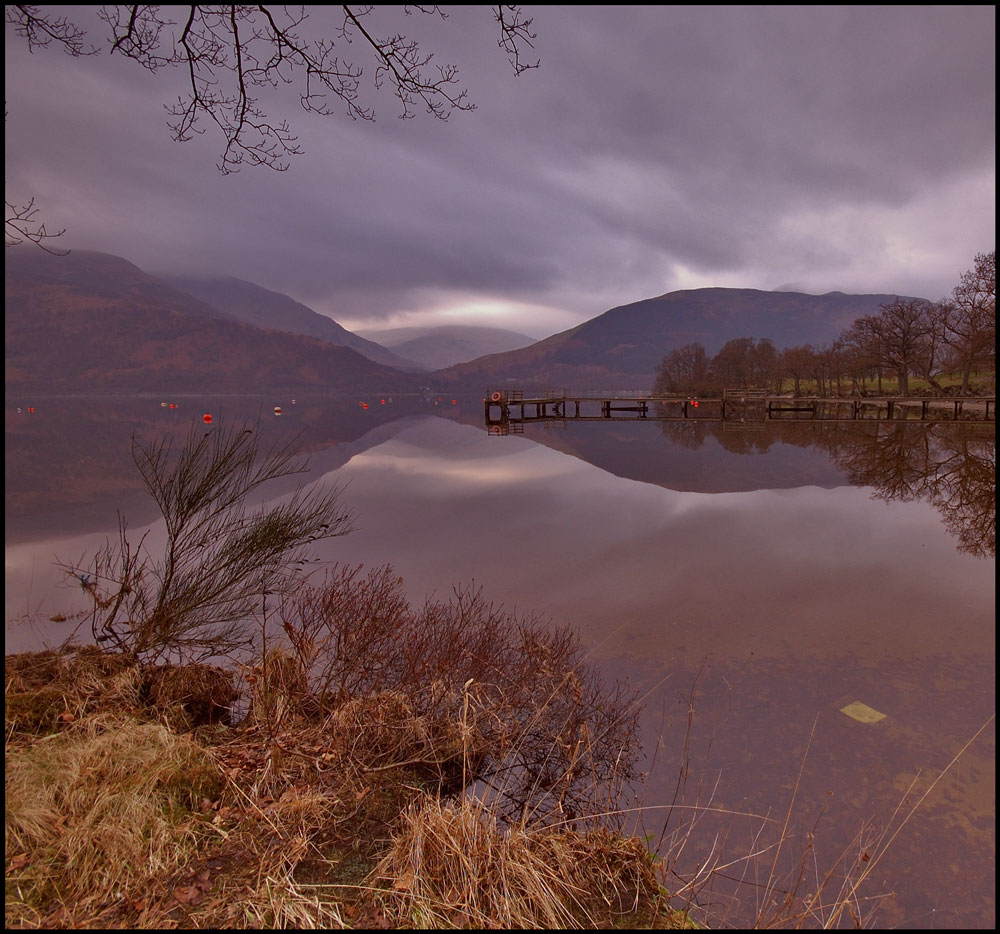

left=5, top=5, right=995, bottom=338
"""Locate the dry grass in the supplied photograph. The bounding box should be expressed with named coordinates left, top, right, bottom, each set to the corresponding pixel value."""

left=5, top=647, right=144, bottom=735
left=373, top=794, right=693, bottom=929
left=277, top=566, right=643, bottom=825
left=5, top=645, right=237, bottom=738
left=9, top=633, right=989, bottom=930
left=5, top=715, right=222, bottom=928
left=145, top=662, right=238, bottom=730
left=3, top=573, right=678, bottom=931
left=4, top=642, right=677, bottom=930
left=13, top=640, right=985, bottom=929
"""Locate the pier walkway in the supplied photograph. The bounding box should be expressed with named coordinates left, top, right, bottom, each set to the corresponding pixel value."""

left=484, top=389, right=995, bottom=433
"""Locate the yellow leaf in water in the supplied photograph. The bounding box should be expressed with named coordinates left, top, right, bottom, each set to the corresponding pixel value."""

left=840, top=701, right=887, bottom=724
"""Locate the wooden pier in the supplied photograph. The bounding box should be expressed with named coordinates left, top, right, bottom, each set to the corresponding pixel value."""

left=484, top=389, right=995, bottom=433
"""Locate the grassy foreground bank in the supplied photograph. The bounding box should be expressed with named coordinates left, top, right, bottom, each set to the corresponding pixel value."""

left=5, top=644, right=697, bottom=930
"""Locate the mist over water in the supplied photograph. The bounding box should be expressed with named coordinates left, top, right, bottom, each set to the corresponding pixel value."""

left=5, top=397, right=995, bottom=928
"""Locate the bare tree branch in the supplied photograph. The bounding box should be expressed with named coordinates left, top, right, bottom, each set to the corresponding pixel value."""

left=5, top=4, right=99, bottom=56
left=77, top=5, right=536, bottom=174
left=495, top=4, right=539, bottom=76
left=4, top=198, right=69, bottom=253
left=7, top=5, right=539, bottom=238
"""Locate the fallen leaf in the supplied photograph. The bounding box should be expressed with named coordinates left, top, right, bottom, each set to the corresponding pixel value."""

left=393, top=871, right=415, bottom=891
left=59, top=711, right=75, bottom=723
left=174, top=884, right=201, bottom=906
left=9, top=854, right=30, bottom=870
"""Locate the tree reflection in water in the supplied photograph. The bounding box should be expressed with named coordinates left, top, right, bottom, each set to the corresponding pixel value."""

left=659, top=420, right=996, bottom=558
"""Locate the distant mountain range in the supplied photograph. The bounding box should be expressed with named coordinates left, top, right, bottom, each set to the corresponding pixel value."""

left=160, top=274, right=421, bottom=372
left=4, top=250, right=420, bottom=394
left=6, top=248, right=925, bottom=395
left=434, top=288, right=927, bottom=391
left=355, top=325, right=536, bottom=370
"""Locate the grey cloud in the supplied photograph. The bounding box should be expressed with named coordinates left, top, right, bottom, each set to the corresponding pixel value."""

left=4, top=5, right=994, bottom=335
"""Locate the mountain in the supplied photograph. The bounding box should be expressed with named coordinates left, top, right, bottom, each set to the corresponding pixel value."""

left=355, top=324, right=537, bottom=370
left=433, top=287, right=927, bottom=391
left=161, top=274, right=422, bottom=372
left=5, top=250, right=420, bottom=394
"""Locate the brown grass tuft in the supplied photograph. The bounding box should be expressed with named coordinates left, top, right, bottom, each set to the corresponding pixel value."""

left=244, top=647, right=310, bottom=729
left=373, top=794, right=688, bottom=929
left=5, top=646, right=143, bottom=735
left=144, top=661, right=237, bottom=729
left=5, top=715, right=223, bottom=927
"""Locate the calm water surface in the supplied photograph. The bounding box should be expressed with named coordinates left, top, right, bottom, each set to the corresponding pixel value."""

left=5, top=396, right=995, bottom=928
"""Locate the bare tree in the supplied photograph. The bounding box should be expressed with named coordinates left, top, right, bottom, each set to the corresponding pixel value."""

left=60, top=418, right=355, bottom=663
left=710, top=337, right=777, bottom=390
left=935, top=251, right=996, bottom=394
left=842, top=298, right=936, bottom=396
left=652, top=342, right=712, bottom=395
left=779, top=344, right=816, bottom=396
left=750, top=337, right=779, bottom=391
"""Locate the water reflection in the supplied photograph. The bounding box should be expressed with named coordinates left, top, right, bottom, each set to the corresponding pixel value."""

left=662, top=420, right=996, bottom=558
left=825, top=423, right=994, bottom=558
left=5, top=398, right=996, bottom=928
left=494, top=417, right=995, bottom=559
left=5, top=394, right=432, bottom=542
left=317, top=417, right=995, bottom=928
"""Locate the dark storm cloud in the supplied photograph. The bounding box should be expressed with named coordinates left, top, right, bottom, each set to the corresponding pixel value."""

left=5, top=5, right=995, bottom=336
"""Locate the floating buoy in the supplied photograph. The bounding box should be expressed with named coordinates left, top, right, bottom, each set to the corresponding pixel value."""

left=203, top=413, right=213, bottom=424
left=273, top=406, right=282, bottom=416
left=490, top=391, right=502, bottom=402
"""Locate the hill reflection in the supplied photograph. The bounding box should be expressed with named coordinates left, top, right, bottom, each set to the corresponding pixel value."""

left=4, top=395, right=432, bottom=542
left=6, top=396, right=995, bottom=558
left=473, top=415, right=996, bottom=559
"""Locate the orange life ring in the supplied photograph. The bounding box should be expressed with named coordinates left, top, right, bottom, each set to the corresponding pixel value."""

left=490, top=425, right=503, bottom=435
left=490, top=391, right=502, bottom=402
